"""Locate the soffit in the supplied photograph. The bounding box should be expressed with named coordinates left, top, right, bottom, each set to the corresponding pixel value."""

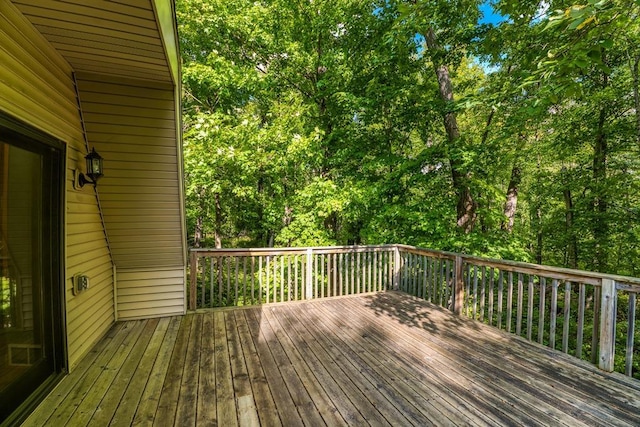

left=13, top=0, right=172, bottom=83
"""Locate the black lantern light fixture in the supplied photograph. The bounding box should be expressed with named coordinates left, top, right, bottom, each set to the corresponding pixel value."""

left=74, top=147, right=104, bottom=189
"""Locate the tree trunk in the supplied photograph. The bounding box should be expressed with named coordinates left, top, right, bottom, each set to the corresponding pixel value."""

left=629, top=53, right=640, bottom=144
left=501, top=164, right=521, bottom=232
left=592, top=107, right=608, bottom=271
left=563, top=185, right=578, bottom=269
left=214, top=192, right=222, bottom=249
left=534, top=154, right=543, bottom=265
left=424, top=27, right=477, bottom=233
left=194, top=215, right=203, bottom=248
left=283, top=205, right=293, bottom=247
left=193, top=186, right=205, bottom=248
left=536, top=205, right=543, bottom=265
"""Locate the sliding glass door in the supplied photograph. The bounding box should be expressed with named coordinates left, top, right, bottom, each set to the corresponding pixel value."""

left=0, top=117, right=65, bottom=423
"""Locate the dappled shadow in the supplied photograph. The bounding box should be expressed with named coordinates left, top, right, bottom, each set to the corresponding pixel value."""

left=360, top=290, right=483, bottom=336
left=360, top=291, right=442, bottom=334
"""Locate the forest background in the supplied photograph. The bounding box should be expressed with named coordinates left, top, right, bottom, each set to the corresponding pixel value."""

left=177, top=0, right=640, bottom=276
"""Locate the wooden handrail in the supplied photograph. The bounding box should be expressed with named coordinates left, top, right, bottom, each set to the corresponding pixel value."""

left=396, top=244, right=640, bottom=288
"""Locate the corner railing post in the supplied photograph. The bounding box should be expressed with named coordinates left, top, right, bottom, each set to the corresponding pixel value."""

left=306, top=248, right=313, bottom=299
left=453, top=255, right=464, bottom=315
left=598, top=278, right=617, bottom=371
left=393, top=246, right=401, bottom=290
left=189, top=250, right=198, bottom=310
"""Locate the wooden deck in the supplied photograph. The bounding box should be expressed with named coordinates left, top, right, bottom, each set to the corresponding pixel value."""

left=23, top=291, right=640, bottom=426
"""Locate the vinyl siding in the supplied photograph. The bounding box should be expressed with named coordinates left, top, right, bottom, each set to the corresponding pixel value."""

left=0, top=2, right=114, bottom=369
left=13, top=0, right=171, bottom=83
left=116, top=268, right=184, bottom=320
left=76, top=73, right=185, bottom=273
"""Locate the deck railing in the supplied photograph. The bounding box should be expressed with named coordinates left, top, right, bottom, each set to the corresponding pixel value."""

left=188, top=244, right=640, bottom=378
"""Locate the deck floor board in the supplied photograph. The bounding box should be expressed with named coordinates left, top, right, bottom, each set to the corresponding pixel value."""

left=22, top=291, right=640, bottom=426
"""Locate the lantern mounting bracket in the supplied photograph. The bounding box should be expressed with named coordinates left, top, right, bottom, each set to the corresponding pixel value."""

left=73, top=170, right=98, bottom=189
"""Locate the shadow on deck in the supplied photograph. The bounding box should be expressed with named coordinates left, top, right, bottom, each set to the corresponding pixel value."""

left=23, top=291, right=640, bottom=426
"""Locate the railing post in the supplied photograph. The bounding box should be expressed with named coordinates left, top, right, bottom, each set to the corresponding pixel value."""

left=393, top=246, right=401, bottom=290
left=453, top=255, right=464, bottom=315
left=306, top=248, right=313, bottom=299
left=189, top=250, right=197, bottom=310
left=598, top=278, right=617, bottom=372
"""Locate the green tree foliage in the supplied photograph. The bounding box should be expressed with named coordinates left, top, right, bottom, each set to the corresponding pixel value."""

left=178, top=0, right=640, bottom=277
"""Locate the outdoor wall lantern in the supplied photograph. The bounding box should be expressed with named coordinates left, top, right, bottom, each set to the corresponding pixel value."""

left=74, top=147, right=104, bottom=189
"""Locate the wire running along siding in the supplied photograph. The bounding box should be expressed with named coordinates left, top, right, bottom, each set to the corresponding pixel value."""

left=189, top=244, right=640, bottom=379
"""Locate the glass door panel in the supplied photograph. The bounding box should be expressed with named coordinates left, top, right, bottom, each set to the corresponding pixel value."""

left=0, top=122, right=64, bottom=423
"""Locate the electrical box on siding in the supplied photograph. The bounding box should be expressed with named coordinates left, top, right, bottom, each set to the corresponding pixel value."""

left=72, top=274, right=89, bottom=295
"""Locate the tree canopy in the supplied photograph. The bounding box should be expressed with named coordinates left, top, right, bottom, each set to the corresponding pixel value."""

left=178, top=0, right=640, bottom=276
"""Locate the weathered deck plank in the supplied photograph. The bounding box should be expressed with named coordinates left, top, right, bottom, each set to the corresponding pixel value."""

left=130, top=315, right=181, bottom=426
left=108, top=316, right=172, bottom=426
left=22, top=291, right=640, bottom=426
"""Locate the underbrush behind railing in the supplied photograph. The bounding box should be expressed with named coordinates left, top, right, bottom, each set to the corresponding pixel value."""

left=189, top=244, right=640, bottom=379
left=189, top=245, right=398, bottom=308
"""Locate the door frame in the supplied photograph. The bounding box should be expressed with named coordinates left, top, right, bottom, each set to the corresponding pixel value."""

left=0, top=113, right=67, bottom=425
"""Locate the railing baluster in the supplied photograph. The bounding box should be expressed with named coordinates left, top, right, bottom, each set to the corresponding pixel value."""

left=356, top=252, right=361, bottom=293
left=378, top=251, right=382, bottom=291
left=626, top=292, right=636, bottom=376
left=506, top=272, right=513, bottom=333
left=368, top=251, right=373, bottom=293
left=221, top=257, right=224, bottom=305
left=527, top=275, right=534, bottom=341
left=488, top=268, right=494, bottom=326
left=516, top=273, right=523, bottom=336
left=314, top=253, right=319, bottom=299
left=436, top=258, right=440, bottom=304
left=259, top=256, right=263, bottom=304
left=550, top=279, right=558, bottom=350
left=405, top=252, right=410, bottom=294
left=325, top=254, right=332, bottom=297
left=294, top=255, right=299, bottom=301
left=266, top=255, right=270, bottom=304
left=344, top=253, right=348, bottom=295
left=479, top=266, right=486, bottom=323
left=210, top=257, right=214, bottom=308
left=427, top=256, right=432, bottom=301
left=538, top=277, right=546, bottom=344
left=280, top=255, right=284, bottom=302
left=243, top=257, right=247, bottom=306
left=333, top=254, right=342, bottom=296
left=577, top=282, right=586, bottom=358
left=287, top=256, right=291, bottom=302
left=226, top=256, right=231, bottom=306
left=465, top=263, right=471, bottom=316
left=305, top=249, right=313, bottom=300
left=251, top=257, right=255, bottom=305
left=453, top=255, right=464, bottom=315
left=419, top=256, right=424, bottom=299
left=472, top=265, right=478, bottom=320
left=433, top=259, right=443, bottom=305
left=445, top=260, right=451, bottom=310
left=188, top=251, right=197, bottom=310
left=200, top=255, right=205, bottom=308
left=372, top=251, right=377, bottom=292
left=320, top=254, right=325, bottom=298
left=234, top=257, right=239, bottom=305
left=591, top=287, right=601, bottom=364
left=351, top=252, right=355, bottom=294
left=563, top=281, right=572, bottom=353
left=497, top=270, right=503, bottom=329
